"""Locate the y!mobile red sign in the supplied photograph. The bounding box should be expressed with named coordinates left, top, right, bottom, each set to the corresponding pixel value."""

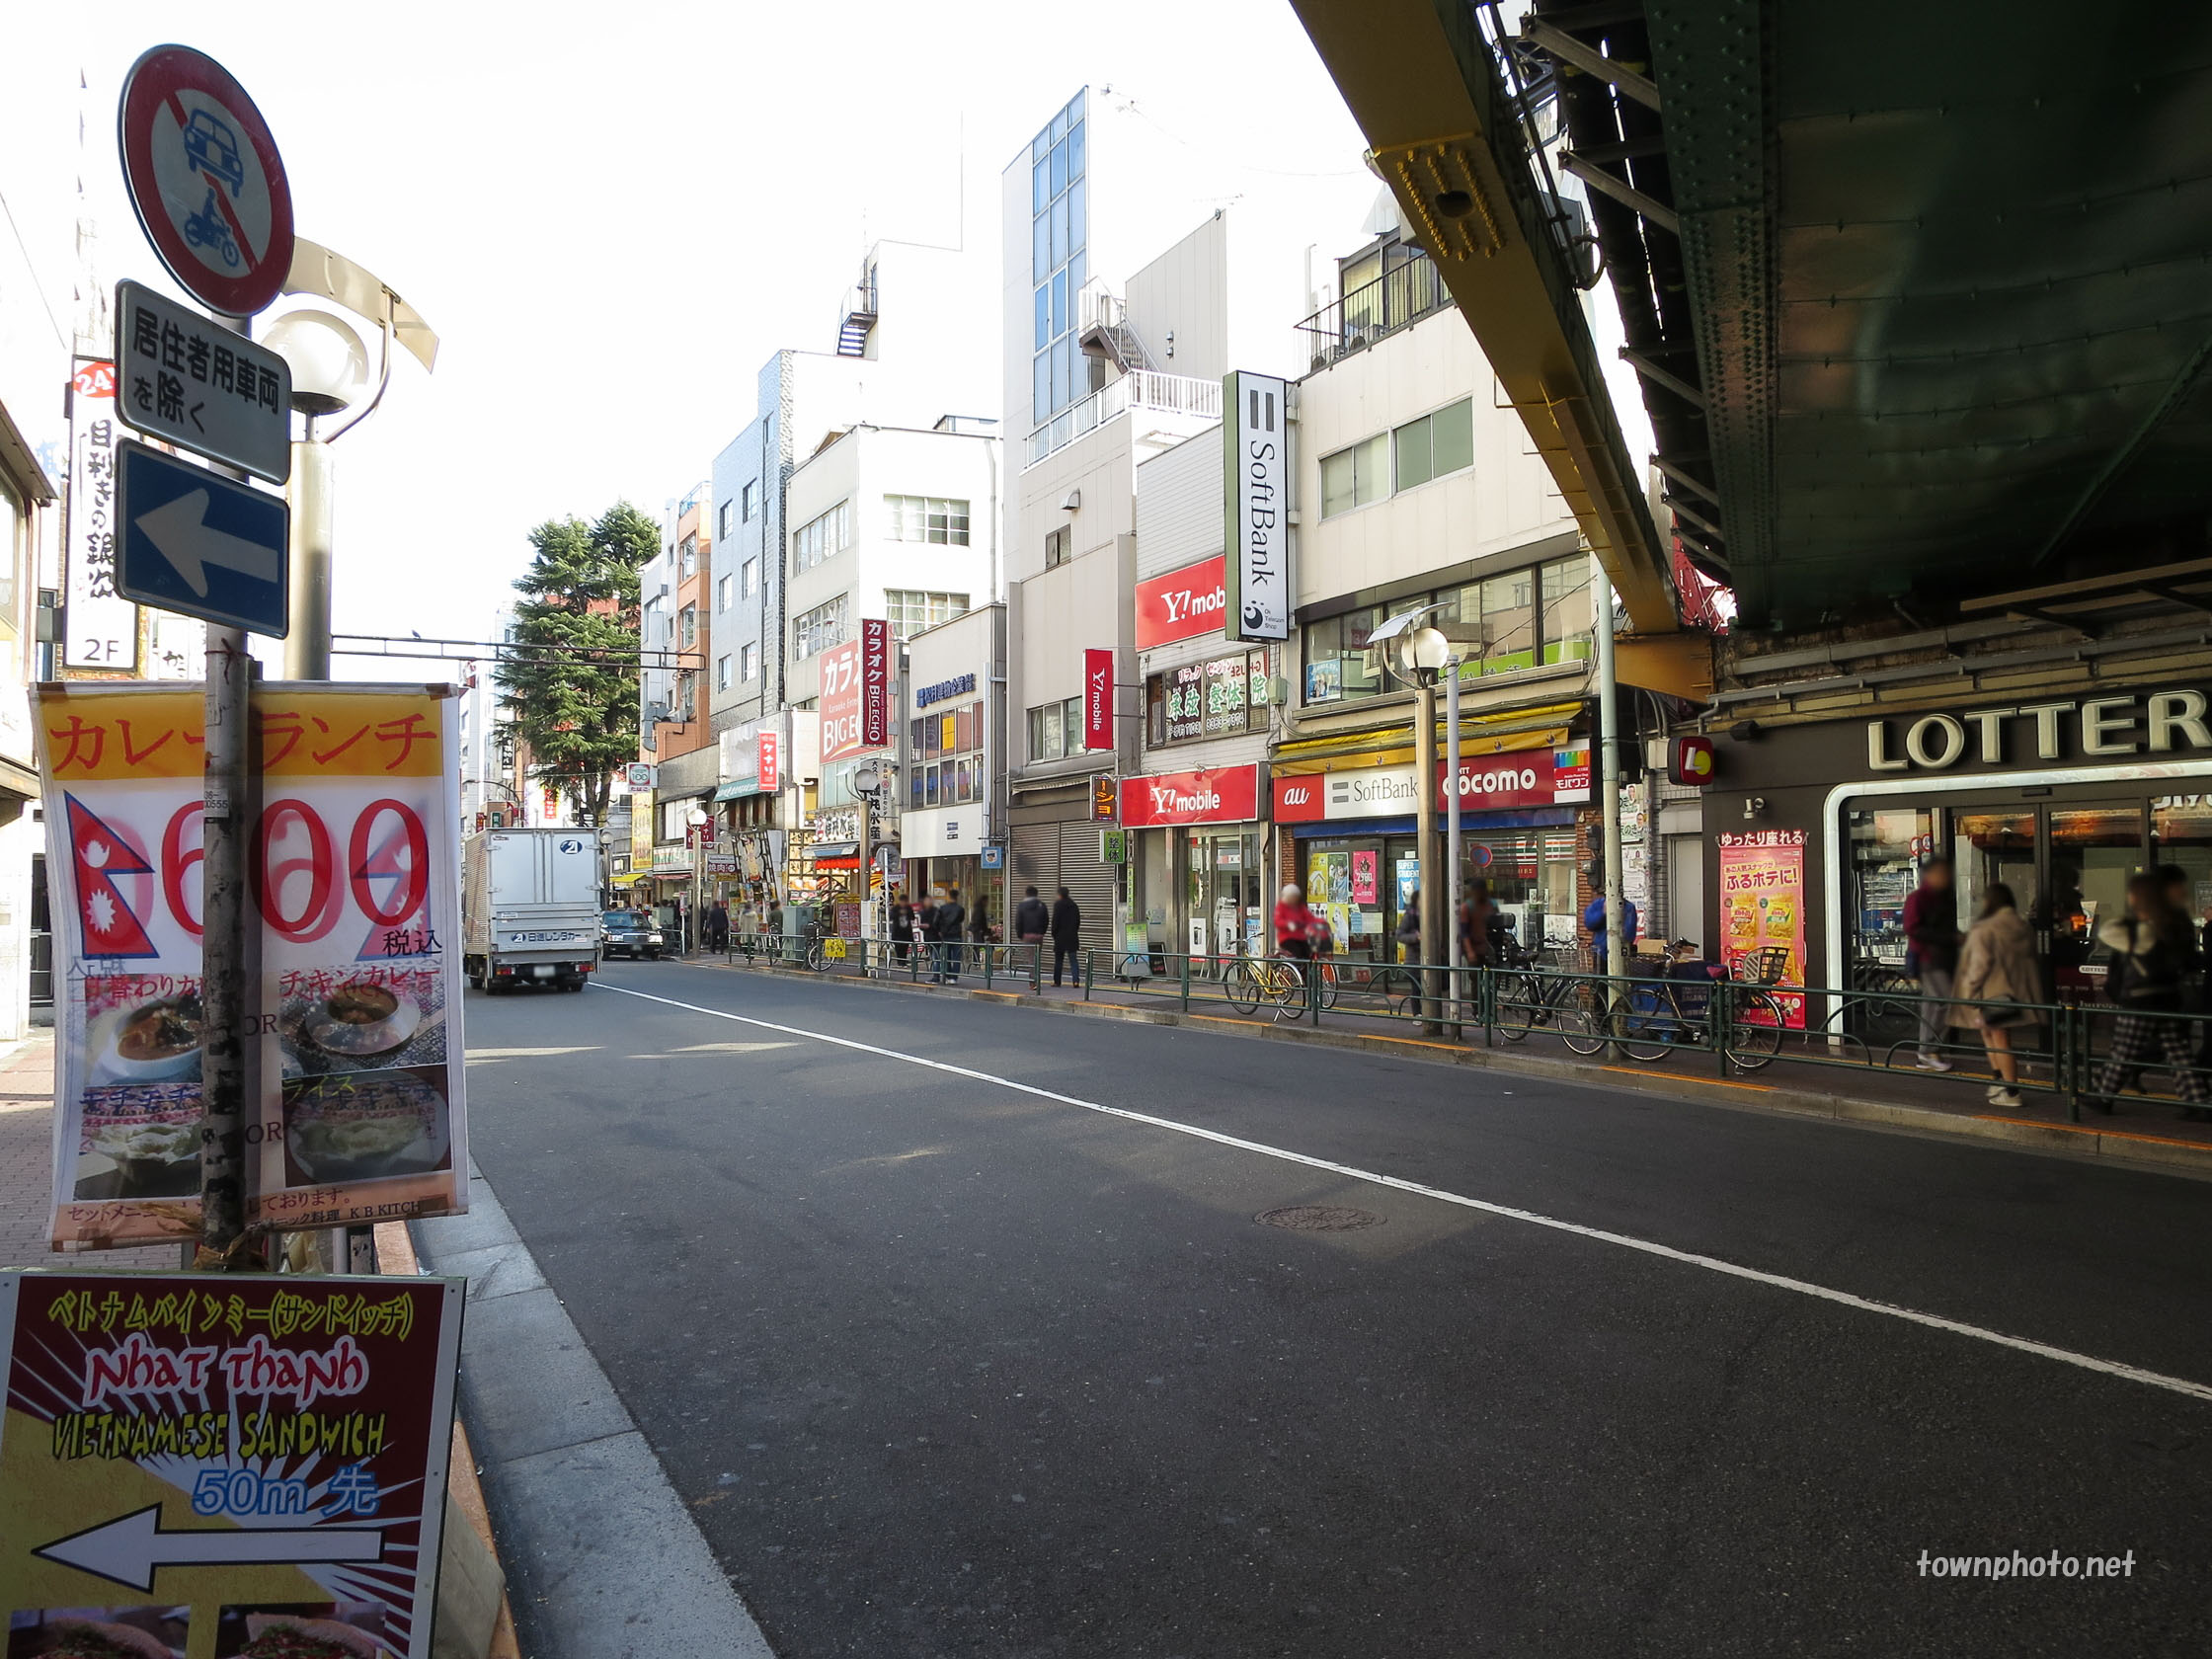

left=1119, top=763, right=1261, bottom=828
left=1135, top=556, right=1227, bottom=650
left=1084, top=649, right=1114, bottom=750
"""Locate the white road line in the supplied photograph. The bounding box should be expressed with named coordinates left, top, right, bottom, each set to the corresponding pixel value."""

left=592, top=982, right=2212, bottom=1406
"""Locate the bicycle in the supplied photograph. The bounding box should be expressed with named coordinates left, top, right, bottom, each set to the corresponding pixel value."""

left=1615, top=953, right=1787, bottom=1071
left=1495, top=959, right=1609, bottom=1053
left=1222, top=952, right=1339, bottom=1020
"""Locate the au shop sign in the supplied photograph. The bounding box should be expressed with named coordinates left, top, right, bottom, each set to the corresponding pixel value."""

left=1119, top=763, right=1262, bottom=828
left=1135, top=555, right=1227, bottom=650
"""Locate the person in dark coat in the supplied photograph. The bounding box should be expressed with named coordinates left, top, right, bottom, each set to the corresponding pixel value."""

left=1049, top=886, right=1081, bottom=987
left=933, top=891, right=966, bottom=984
left=1014, top=886, right=1051, bottom=943
left=889, top=894, right=916, bottom=965
left=1902, top=856, right=1961, bottom=1070
left=703, top=902, right=730, bottom=953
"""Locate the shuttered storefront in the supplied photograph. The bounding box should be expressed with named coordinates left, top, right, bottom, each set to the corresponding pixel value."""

left=1012, top=820, right=1117, bottom=951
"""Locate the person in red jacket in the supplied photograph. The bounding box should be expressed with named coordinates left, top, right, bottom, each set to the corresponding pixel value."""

left=1274, top=884, right=1323, bottom=961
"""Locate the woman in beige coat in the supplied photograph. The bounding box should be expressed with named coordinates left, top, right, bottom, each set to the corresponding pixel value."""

left=1950, top=882, right=2043, bottom=1108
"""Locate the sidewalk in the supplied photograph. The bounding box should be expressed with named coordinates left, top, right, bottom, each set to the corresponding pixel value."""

left=0, top=1029, right=176, bottom=1269
left=706, top=953, right=2212, bottom=1178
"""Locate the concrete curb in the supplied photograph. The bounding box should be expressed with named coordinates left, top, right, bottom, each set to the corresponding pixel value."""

left=411, top=1172, right=776, bottom=1659
left=693, top=956, right=2212, bottom=1182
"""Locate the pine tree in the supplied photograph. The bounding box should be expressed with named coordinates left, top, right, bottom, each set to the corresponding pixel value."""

left=495, top=504, right=657, bottom=829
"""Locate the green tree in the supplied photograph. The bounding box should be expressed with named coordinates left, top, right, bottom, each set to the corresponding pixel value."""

left=496, top=503, right=658, bottom=830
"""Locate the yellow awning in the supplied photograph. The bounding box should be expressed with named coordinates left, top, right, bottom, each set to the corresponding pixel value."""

left=1272, top=701, right=1582, bottom=770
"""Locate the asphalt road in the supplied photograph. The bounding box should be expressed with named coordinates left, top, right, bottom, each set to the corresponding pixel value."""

left=447, top=958, right=2212, bottom=1658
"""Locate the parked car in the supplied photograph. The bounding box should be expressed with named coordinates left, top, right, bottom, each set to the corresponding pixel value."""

left=601, top=909, right=664, bottom=960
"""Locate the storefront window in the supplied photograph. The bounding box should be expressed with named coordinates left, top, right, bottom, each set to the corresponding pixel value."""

left=1540, top=557, right=1595, bottom=666
left=1848, top=809, right=1936, bottom=968
left=2153, top=797, right=2212, bottom=922
left=1304, top=555, right=1596, bottom=704
left=1302, top=606, right=1382, bottom=704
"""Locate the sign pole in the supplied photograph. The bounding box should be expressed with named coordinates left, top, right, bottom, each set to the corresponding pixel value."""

left=282, top=428, right=333, bottom=678
left=197, top=618, right=254, bottom=1267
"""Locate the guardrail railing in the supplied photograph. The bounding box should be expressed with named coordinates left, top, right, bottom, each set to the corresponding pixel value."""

left=700, top=940, right=2212, bottom=1130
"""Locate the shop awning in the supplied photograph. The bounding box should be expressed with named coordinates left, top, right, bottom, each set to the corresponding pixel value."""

left=713, top=780, right=765, bottom=802
left=1274, top=722, right=1574, bottom=777
left=1272, top=701, right=1582, bottom=767
left=809, top=842, right=859, bottom=860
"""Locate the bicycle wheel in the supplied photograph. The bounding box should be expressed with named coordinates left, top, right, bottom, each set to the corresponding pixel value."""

left=1558, top=987, right=1614, bottom=1057
left=1268, top=960, right=1307, bottom=1020
left=805, top=939, right=830, bottom=974
left=1729, top=990, right=1786, bottom=1070
left=1313, top=960, right=1339, bottom=1010
left=1221, top=959, right=1264, bottom=1015
left=1494, top=973, right=1540, bottom=1041
left=1373, top=967, right=1421, bottom=1019
left=1617, top=986, right=1675, bottom=1063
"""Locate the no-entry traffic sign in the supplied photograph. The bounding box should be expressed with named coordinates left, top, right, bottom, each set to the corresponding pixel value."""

left=118, top=44, right=296, bottom=317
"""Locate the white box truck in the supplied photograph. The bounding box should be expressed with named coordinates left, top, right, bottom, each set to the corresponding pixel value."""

left=462, top=828, right=601, bottom=992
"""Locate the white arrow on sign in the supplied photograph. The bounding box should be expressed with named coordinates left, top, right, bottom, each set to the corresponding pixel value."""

left=133, top=488, right=282, bottom=597
left=35, top=1504, right=385, bottom=1593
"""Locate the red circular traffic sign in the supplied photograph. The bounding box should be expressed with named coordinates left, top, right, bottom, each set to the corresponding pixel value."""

left=118, top=44, right=295, bottom=317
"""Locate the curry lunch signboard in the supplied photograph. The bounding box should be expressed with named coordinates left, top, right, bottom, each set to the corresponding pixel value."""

left=36, top=682, right=469, bottom=1251
left=0, top=1269, right=461, bottom=1659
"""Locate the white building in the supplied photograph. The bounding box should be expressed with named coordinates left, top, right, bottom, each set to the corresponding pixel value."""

left=998, top=86, right=1353, bottom=952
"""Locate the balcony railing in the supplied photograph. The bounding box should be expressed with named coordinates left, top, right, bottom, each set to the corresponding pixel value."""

left=1295, top=255, right=1450, bottom=372
left=1026, top=368, right=1222, bottom=467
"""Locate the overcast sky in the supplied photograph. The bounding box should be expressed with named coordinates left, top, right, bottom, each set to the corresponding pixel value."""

left=5, top=2, right=1383, bottom=678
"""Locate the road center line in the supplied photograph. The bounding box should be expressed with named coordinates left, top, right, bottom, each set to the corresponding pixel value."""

left=591, top=982, right=2212, bottom=1406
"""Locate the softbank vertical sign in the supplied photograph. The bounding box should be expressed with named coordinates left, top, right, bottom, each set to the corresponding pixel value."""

left=1084, top=648, right=1115, bottom=750
left=1224, top=369, right=1289, bottom=642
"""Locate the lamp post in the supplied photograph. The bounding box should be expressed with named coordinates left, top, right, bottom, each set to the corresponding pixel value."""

left=687, top=805, right=710, bottom=955
left=261, top=309, right=370, bottom=680
left=1374, top=606, right=1454, bottom=1034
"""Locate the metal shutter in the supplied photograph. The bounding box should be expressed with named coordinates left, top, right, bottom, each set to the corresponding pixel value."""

left=1057, top=822, right=1118, bottom=951
left=1012, top=824, right=1059, bottom=898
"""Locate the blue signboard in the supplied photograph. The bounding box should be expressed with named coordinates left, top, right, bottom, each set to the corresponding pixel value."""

left=115, top=439, right=288, bottom=637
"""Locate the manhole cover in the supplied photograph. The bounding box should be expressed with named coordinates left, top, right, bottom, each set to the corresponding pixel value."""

left=1256, top=1205, right=1382, bottom=1232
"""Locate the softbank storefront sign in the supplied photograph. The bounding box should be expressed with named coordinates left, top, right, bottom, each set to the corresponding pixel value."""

left=1275, top=748, right=1592, bottom=823
left=1119, top=763, right=1262, bottom=829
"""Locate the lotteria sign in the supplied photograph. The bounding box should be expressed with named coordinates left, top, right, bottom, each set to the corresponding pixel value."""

left=1274, top=747, right=1592, bottom=823
left=1119, top=763, right=1262, bottom=828
left=1136, top=555, right=1228, bottom=650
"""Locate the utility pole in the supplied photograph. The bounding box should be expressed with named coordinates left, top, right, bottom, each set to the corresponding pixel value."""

left=196, top=622, right=254, bottom=1268
left=282, top=426, right=333, bottom=678
left=1444, top=654, right=1462, bottom=1039
left=1592, top=548, right=1625, bottom=1050
left=1415, top=675, right=1444, bottom=1035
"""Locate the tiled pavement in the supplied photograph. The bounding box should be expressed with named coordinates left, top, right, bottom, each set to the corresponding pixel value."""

left=0, top=1029, right=179, bottom=1270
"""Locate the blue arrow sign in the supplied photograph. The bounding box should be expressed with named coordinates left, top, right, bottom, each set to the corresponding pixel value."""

left=115, top=439, right=288, bottom=637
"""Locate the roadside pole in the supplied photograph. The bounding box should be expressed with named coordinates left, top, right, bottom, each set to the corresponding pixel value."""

left=1592, top=547, right=1626, bottom=1054
left=283, top=430, right=333, bottom=678
left=1444, top=655, right=1462, bottom=1040
left=197, top=620, right=255, bottom=1267
left=1414, top=676, right=1443, bottom=1035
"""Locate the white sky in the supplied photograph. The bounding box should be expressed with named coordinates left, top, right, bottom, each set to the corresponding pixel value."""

left=4, top=2, right=1380, bottom=679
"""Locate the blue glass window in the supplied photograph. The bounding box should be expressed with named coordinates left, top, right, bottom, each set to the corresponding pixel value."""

left=1051, top=196, right=1068, bottom=268
left=1049, top=137, right=1067, bottom=198
left=1051, top=107, right=1068, bottom=143
left=1033, top=157, right=1048, bottom=214
left=1067, top=178, right=1086, bottom=255
left=1051, top=270, right=1067, bottom=340
left=1034, top=351, right=1051, bottom=420
left=1033, top=212, right=1051, bottom=283
left=1067, top=120, right=1085, bottom=184
left=1035, top=284, right=1050, bottom=350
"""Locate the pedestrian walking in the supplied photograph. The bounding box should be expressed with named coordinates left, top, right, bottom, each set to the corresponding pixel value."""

left=704, top=901, right=730, bottom=954
left=2091, top=872, right=2209, bottom=1119
left=1014, top=884, right=1050, bottom=981
left=1050, top=886, right=1081, bottom=987
left=889, top=894, right=916, bottom=966
left=1949, top=883, right=2042, bottom=1109
left=1461, top=881, right=1494, bottom=970
left=1396, top=891, right=1422, bottom=965
left=1902, top=857, right=1961, bottom=1070
left=933, top=890, right=967, bottom=984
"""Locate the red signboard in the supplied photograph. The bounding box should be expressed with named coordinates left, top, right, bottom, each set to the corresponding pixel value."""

left=1119, top=763, right=1262, bottom=828
left=1135, top=555, right=1228, bottom=650
left=756, top=732, right=780, bottom=795
left=822, top=620, right=892, bottom=762
left=1084, top=649, right=1114, bottom=750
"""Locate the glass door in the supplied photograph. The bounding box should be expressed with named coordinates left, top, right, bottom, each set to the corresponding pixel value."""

left=2045, top=803, right=2145, bottom=996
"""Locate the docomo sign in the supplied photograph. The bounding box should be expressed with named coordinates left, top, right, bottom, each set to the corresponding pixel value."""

left=1135, top=555, right=1227, bottom=650
left=1119, top=763, right=1262, bottom=828
left=820, top=619, right=891, bottom=762
left=1866, top=689, right=2212, bottom=771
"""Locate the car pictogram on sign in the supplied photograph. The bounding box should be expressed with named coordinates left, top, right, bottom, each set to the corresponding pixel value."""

left=181, top=108, right=245, bottom=195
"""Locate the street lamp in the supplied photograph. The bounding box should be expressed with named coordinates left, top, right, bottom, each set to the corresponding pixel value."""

left=263, top=310, right=369, bottom=681
left=687, top=806, right=711, bottom=955
left=1373, top=606, right=1457, bottom=1034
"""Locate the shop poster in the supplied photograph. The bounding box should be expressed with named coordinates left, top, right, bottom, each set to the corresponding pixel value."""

left=37, top=683, right=469, bottom=1250
left=1717, top=829, right=1807, bottom=1027
left=0, top=1269, right=461, bottom=1659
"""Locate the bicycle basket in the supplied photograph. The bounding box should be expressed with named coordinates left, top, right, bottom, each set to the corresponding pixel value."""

left=1745, top=946, right=1793, bottom=987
